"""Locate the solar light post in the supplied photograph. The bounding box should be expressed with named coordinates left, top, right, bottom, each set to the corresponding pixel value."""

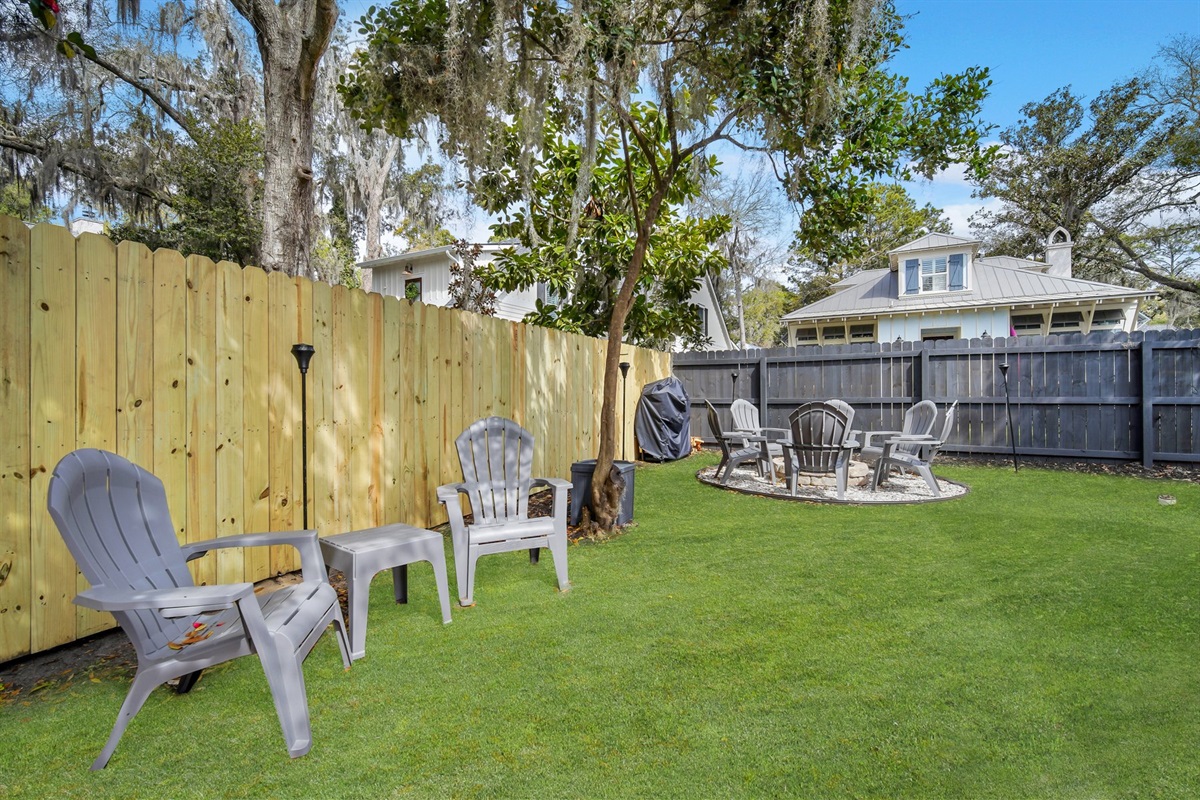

left=998, top=360, right=1019, bottom=473
left=619, top=361, right=631, bottom=461
left=291, top=344, right=315, bottom=528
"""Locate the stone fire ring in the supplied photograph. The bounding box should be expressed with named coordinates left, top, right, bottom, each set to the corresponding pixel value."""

left=696, top=460, right=969, bottom=505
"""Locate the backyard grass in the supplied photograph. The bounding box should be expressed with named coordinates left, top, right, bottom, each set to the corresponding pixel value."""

left=1, top=455, right=1197, bottom=798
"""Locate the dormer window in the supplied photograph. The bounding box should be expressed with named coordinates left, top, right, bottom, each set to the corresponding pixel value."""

left=904, top=253, right=966, bottom=295
left=922, top=257, right=948, bottom=292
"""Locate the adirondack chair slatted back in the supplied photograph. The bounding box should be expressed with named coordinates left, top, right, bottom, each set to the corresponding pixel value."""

left=787, top=401, right=855, bottom=474
left=455, top=416, right=535, bottom=525
left=705, top=401, right=734, bottom=459
left=730, top=399, right=759, bottom=448
left=48, top=449, right=194, bottom=659
left=895, top=400, right=938, bottom=457
left=925, top=401, right=958, bottom=460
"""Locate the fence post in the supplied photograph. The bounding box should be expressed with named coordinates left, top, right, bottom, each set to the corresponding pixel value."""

left=918, top=345, right=930, bottom=402
left=1141, top=338, right=1155, bottom=468
left=758, top=353, right=769, bottom=426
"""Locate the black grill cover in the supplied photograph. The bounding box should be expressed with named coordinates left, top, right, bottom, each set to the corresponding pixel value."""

left=634, top=377, right=691, bottom=462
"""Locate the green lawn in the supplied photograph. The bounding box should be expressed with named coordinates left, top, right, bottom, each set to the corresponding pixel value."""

left=2, top=456, right=1197, bottom=798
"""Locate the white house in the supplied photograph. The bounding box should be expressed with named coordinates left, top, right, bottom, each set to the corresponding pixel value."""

left=780, top=229, right=1155, bottom=346
left=359, top=243, right=733, bottom=351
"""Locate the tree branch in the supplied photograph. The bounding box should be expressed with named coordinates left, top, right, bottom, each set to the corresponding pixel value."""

left=0, top=132, right=174, bottom=207
left=54, top=36, right=198, bottom=138
left=1098, top=220, right=1200, bottom=294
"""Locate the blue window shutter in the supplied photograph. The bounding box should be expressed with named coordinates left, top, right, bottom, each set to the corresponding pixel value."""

left=904, top=259, right=919, bottom=295
left=949, top=253, right=965, bottom=290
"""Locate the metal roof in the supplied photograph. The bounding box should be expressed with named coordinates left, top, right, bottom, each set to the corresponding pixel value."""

left=887, top=233, right=981, bottom=268
left=781, top=260, right=1155, bottom=323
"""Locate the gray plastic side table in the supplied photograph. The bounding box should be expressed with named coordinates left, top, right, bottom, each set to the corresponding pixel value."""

left=320, top=524, right=452, bottom=661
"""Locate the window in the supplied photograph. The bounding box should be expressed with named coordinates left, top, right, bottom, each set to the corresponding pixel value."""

left=697, top=306, right=709, bottom=337
left=904, top=253, right=965, bottom=295
left=920, top=327, right=958, bottom=341
left=1011, top=313, right=1044, bottom=335
left=1050, top=310, right=1084, bottom=332
left=793, top=327, right=817, bottom=345
left=821, top=325, right=846, bottom=343
left=921, top=256, right=948, bottom=292
left=537, top=282, right=563, bottom=306
left=1091, top=309, right=1125, bottom=330
left=404, top=277, right=422, bottom=301
left=849, top=323, right=876, bottom=342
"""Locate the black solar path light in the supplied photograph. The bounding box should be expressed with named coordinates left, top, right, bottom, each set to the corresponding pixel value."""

left=291, top=343, right=315, bottom=528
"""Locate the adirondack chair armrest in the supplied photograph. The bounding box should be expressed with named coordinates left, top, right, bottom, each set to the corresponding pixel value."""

left=75, top=583, right=254, bottom=613
left=182, top=530, right=326, bottom=583
left=860, top=429, right=903, bottom=450
left=531, top=477, right=570, bottom=518
left=436, top=482, right=468, bottom=504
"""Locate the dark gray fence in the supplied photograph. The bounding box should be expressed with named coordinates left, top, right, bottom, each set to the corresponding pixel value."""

left=673, top=329, right=1200, bottom=466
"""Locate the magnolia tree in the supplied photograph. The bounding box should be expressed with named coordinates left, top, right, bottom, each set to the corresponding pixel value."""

left=342, top=0, right=994, bottom=530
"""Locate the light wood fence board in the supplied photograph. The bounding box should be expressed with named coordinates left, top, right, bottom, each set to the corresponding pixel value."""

left=330, top=285, right=353, bottom=534
left=74, top=232, right=117, bottom=636
left=346, top=290, right=370, bottom=531
left=381, top=295, right=402, bottom=524
left=115, top=241, right=155, bottom=475
left=242, top=267, right=271, bottom=580
left=294, top=277, right=314, bottom=544
left=186, top=255, right=218, bottom=586
left=215, top=261, right=244, bottom=585
left=29, top=222, right=77, bottom=652
left=423, top=304, right=445, bottom=525
left=309, top=280, right=334, bottom=535
left=152, top=250, right=188, bottom=548
left=396, top=299, right=419, bottom=526
left=0, top=216, right=31, bottom=660
left=367, top=292, right=385, bottom=526
left=268, top=271, right=296, bottom=575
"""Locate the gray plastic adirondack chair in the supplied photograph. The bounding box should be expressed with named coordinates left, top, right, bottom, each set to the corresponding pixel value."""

left=706, top=400, right=763, bottom=485
left=874, top=401, right=958, bottom=497
left=781, top=400, right=859, bottom=500
left=437, top=416, right=570, bottom=606
left=730, top=399, right=786, bottom=480
left=47, top=449, right=351, bottom=770
left=856, top=400, right=938, bottom=462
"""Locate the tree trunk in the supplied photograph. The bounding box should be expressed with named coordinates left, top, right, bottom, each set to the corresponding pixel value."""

left=235, top=0, right=337, bottom=277
left=589, top=188, right=670, bottom=529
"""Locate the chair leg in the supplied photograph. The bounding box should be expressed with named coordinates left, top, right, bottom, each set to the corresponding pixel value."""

left=256, top=640, right=313, bottom=759
left=459, top=546, right=479, bottom=607
left=90, top=670, right=160, bottom=770
left=330, top=612, right=352, bottom=670
left=547, top=534, right=570, bottom=593
left=836, top=464, right=848, bottom=501
left=915, top=465, right=941, bottom=497
left=174, top=669, right=203, bottom=694
left=529, top=547, right=540, bottom=564
left=345, top=566, right=371, bottom=661
left=429, top=550, right=453, bottom=624
left=392, top=563, right=409, bottom=604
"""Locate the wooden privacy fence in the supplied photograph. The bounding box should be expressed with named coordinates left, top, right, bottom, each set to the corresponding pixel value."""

left=0, top=217, right=670, bottom=662
left=675, top=330, right=1200, bottom=466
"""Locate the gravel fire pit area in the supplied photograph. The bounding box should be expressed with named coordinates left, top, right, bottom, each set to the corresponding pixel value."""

left=697, top=461, right=968, bottom=504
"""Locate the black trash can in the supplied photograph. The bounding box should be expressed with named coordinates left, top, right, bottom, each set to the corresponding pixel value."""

left=569, top=459, right=635, bottom=526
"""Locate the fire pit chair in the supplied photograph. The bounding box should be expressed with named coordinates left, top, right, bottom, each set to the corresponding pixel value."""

left=730, top=399, right=789, bottom=483
left=437, top=416, right=570, bottom=606
left=855, top=399, right=938, bottom=463
left=705, top=400, right=766, bottom=485
left=780, top=400, right=860, bottom=501
left=47, top=449, right=351, bottom=770
left=873, top=401, right=959, bottom=497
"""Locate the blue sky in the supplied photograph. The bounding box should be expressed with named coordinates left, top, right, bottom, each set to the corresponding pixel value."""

left=894, top=0, right=1200, bottom=233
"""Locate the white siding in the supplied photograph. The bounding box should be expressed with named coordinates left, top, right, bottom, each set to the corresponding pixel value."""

left=877, top=308, right=1009, bottom=342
